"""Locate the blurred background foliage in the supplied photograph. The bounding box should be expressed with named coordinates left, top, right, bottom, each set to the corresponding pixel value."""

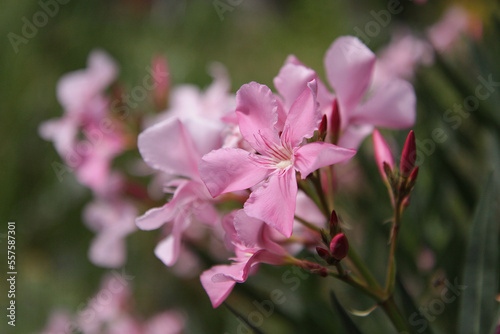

left=0, top=0, right=499, bottom=333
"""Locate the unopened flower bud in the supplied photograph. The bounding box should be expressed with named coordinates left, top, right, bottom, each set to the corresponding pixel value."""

left=373, top=129, right=394, bottom=181
left=409, top=166, right=419, bottom=183
left=330, top=99, right=341, bottom=144
left=318, top=114, right=328, bottom=141
left=329, top=233, right=349, bottom=261
left=400, top=130, right=416, bottom=177
left=329, top=210, right=339, bottom=237
left=316, top=247, right=331, bottom=262
left=152, top=55, right=170, bottom=111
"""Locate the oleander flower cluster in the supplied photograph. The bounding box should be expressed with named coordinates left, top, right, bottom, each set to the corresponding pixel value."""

left=37, top=6, right=483, bottom=331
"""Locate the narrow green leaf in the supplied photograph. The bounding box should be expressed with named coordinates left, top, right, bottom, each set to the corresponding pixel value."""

left=458, top=173, right=499, bottom=334
left=329, top=290, right=364, bottom=334
left=396, top=275, right=434, bottom=334
left=224, top=302, right=266, bottom=334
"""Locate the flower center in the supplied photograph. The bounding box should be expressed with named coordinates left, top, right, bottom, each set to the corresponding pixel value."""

left=275, top=159, right=293, bottom=169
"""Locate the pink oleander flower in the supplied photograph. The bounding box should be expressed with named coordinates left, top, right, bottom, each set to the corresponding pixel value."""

left=39, top=50, right=126, bottom=196
left=38, top=310, right=73, bottom=334
left=83, top=196, right=138, bottom=268
left=428, top=5, right=482, bottom=53
left=147, top=62, right=234, bottom=129
left=200, top=80, right=355, bottom=237
left=200, top=210, right=290, bottom=308
left=136, top=117, right=222, bottom=266
left=274, top=36, right=416, bottom=149
left=372, top=29, right=434, bottom=86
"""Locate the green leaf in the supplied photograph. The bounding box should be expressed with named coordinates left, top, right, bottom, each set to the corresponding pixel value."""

left=396, top=275, right=434, bottom=334
left=224, top=302, right=266, bottom=334
left=458, top=173, right=499, bottom=334
left=329, top=290, right=364, bottom=334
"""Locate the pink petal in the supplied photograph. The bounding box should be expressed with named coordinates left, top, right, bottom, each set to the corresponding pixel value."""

left=145, top=311, right=185, bottom=334
left=233, top=209, right=265, bottom=248
left=38, top=116, right=78, bottom=157
left=273, top=63, right=316, bottom=110
left=136, top=179, right=193, bottom=230
left=235, top=82, right=280, bottom=152
left=136, top=205, right=176, bottom=231
left=350, top=79, right=416, bottom=128
left=282, top=55, right=334, bottom=112
left=372, top=129, right=395, bottom=178
left=182, top=118, right=224, bottom=157
left=138, top=118, right=200, bottom=179
left=200, top=265, right=238, bottom=308
left=295, top=142, right=356, bottom=179
left=244, top=168, right=297, bottom=238
left=199, top=148, right=270, bottom=197
left=88, top=233, right=125, bottom=268
left=324, top=36, right=376, bottom=113
left=283, top=80, right=321, bottom=147
left=57, top=50, right=118, bottom=113
left=154, top=214, right=186, bottom=266
left=337, top=124, right=374, bottom=149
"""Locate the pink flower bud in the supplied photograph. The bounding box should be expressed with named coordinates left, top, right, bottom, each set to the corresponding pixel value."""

left=152, top=55, right=170, bottom=110
left=400, top=130, right=416, bottom=177
left=372, top=129, right=394, bottom=180
left=329, top=233, right=349, bottom=261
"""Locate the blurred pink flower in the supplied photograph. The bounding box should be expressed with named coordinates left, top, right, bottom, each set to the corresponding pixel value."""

left=38, top=310, right=73, bottom=334
left=39, top=50, right=127, bottom=196
left=428, top=5, right=482, bottom=53
left=83, top=196, right=138, bottom=268
left=200, top=210, right=290, bottom=308
left=274, top=36, right=416, bottom=149
left=136, top=118, right=222, bottom=266
left=373, top=29, right=434, bottom=86
left=200, top=81, right=355, bottom=237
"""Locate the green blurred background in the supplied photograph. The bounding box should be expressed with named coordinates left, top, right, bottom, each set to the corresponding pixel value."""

left=1, top=0, right=499, bottom=333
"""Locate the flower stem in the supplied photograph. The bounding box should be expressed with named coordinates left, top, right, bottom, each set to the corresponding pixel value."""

left=347, top=246, right=382, bottom=292
left=294, top=215, right=322, bottom=233
left=384, top=199, right=403, bottom=294
left=380, top=296, right=412, bottom=333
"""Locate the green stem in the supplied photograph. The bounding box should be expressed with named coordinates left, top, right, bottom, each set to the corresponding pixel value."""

left=385, top=199, right=403, bottom=294
left=294, top=215, right=322, bottom=233
left=311, top=171, right=331, bottom=218
left=327, top=269, right=385, bottom=302
left=380, top=296, right=412, bottom=333
left=347, top=246, right=382, bottom=291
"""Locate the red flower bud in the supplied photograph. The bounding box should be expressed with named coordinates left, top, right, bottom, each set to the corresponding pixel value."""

left=400, top=130, right=416, bottom=177
left=330, top=99, right=341, bottom=144
left=409, top=165, right=419, bottom=183
left=329, top=210, right=339, bottom=237
left=316, top=247, right=331, bottom=262
left=329, top=233, right=349, bottom=261
left=318, top=114, right=328, bottom=141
